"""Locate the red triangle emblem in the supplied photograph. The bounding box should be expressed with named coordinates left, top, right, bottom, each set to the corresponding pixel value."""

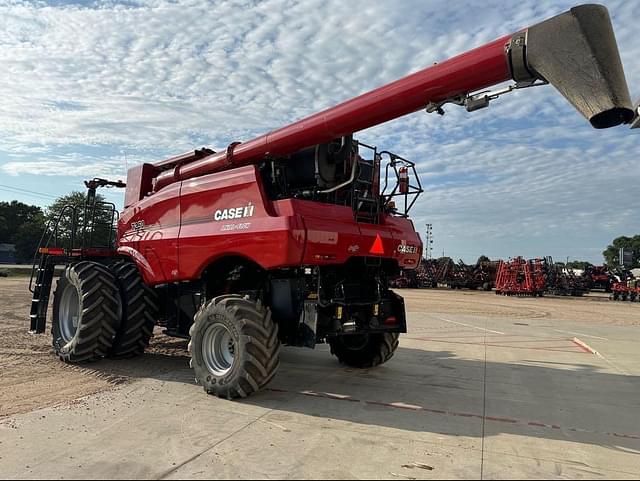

left=369, top=234, right=385, bottom=255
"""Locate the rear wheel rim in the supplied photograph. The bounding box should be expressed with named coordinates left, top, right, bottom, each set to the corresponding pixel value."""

left=59, top=284, right=80, bottom=343
left=202, top=323, right=236, bottom=376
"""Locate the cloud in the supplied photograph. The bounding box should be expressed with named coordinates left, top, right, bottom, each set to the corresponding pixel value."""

left=0, top=0, right=638, bottom=263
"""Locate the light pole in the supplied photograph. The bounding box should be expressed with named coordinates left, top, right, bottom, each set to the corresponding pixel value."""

left=425, top=224, right=434, bottom=260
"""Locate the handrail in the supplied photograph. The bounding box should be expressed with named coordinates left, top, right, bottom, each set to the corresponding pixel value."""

left=29, top=205, right=77, bottom=293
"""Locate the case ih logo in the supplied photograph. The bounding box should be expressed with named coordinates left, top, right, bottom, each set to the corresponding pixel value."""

left=214, top=203, right=255, bottom=221
left=397, top=244, right=418, bottom=254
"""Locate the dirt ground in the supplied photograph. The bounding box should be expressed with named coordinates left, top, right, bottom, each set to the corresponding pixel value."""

left=0, top=277, right=187, bottom=419
left=1, top=277, right=638, bottom=420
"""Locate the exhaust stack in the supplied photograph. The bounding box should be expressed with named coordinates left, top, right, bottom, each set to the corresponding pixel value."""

left=514, top=4, right=634, bottom=129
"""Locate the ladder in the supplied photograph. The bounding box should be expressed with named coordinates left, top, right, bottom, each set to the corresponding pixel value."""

left=353, top=158, right=380, bottom=224
left=29, top=254, right=57, bottom=334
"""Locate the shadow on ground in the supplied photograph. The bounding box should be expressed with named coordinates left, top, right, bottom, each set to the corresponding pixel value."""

left=88, top=335, right=640, bottom=454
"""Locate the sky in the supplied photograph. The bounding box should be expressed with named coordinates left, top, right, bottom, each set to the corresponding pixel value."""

left=0, top=0, right=637, bottom=264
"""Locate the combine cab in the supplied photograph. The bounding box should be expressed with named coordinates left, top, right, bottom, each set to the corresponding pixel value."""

left=29, top=4, right=636, bottom=399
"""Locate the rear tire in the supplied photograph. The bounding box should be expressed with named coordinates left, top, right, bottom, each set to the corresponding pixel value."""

left=52, top=262, right=121, bottom=363
left=329, top=332, right=399, bottom=368
left=108, top=261, right=159, bottom=358
left=189, top=295, right=280, bottom=399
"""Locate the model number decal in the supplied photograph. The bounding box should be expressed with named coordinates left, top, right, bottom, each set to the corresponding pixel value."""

left=221, top=223, right=252, bottom=232
left=214, top=203, right=255, bottom=221
left=397, top=244, right=418, bottom=254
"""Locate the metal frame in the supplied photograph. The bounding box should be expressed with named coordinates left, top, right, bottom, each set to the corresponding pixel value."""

left=380, top=151, right=423, bottom=218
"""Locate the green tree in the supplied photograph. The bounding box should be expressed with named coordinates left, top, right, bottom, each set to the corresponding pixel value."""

left=0, top=201, right=44, bottom=243
left=45, top=192, right=115, bottom=249
left=476, top=255, right=491, bottom=265
left=566, top=260, right=593, bottom=270
left=603, top=235, right=640, bottom=268
left=14, top=221, right=47, bottom=263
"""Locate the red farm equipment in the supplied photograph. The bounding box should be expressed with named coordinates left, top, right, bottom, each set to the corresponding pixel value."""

left=546, top=261, right=590, bottom=297
left=610, top=281, right=640, bottom=302
left=445, top=259, right=496, bottom=291
left=495, top=257, right=547, bottom=297
left=585, top=265, right=615, bottom=292
left=28, top=5, right=636, bottom=399
left=610, top=271, right=639, bottom=302
left=416, top=259, right=439, bottom=288
left=389, top=258, right=439, bottom=289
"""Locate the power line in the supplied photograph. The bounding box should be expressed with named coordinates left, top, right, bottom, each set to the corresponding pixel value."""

left=0, top=184, right=60, bottom=201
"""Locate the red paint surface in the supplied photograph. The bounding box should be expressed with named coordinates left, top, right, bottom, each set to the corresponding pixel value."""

left=118, top=166, right=422, bottom=285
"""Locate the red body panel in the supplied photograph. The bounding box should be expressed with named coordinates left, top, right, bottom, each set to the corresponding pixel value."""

left=178, top=167, right=306, bottom=278
left=124, top=163, right=156, bottom=208
left=118, top=166, right=421, bottom=285
left=118, top=182, right=181, bottom=283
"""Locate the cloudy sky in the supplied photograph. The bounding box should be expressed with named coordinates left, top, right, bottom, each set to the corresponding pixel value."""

left=0, top=0, right=637, bottom=263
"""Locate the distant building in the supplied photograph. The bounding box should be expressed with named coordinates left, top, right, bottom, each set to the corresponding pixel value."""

left=0, top=244, right=16, bottom=264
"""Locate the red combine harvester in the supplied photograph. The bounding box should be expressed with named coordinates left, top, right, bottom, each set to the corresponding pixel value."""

left=29, top=5, right=636, bottom=398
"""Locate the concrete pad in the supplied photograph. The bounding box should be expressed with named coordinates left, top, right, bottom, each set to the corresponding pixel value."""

left=165, top=415, right=481, bottom=479
left=2, top=288, right=640, bottom=479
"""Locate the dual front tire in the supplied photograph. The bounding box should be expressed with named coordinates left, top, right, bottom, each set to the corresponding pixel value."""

left=52, top=260, right=158, bottom=363
left=52, top=262, right=121, bottom=363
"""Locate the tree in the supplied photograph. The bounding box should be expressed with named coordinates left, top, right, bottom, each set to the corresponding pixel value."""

left=476, top=255, right=491, bottom=265
left=14, top=221, right=46, bottom=263
left=566, top=260, right=592, bottom=271
left=0, top=201, right=44, bottom=244
left=45, top=192, right=116, bottom=249
left=603, top=235, right=640, bottom=268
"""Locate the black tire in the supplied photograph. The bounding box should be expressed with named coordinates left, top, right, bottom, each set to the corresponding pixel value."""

left=52, top=262, right=121, bottom=363
left=329, top=332, right=399, bottom=368
left=108, top=261, right=159, bottom=358
left=188, top=295, right=280, bottom=399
